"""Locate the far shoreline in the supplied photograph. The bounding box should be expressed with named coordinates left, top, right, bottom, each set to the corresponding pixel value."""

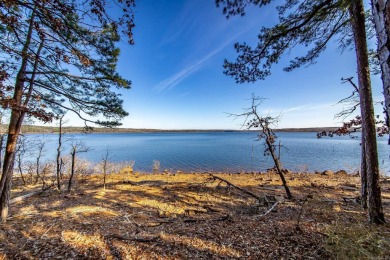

left=2, top=124, right=342, bottom=134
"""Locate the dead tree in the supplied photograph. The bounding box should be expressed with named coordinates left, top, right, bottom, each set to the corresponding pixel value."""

left=230, top=95, right=292, bottom=199
left=15, top=136, right=28, bottom=185
left=101, top=147, right=111, bottom=190
left=34, top=137, right=47, bottom=188
left=68, top=141, right=90, bottom=192
left=56, top=114, right=67, bottom=191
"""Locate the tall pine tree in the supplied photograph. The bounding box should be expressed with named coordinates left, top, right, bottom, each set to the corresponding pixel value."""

left=0, top=0, right=135, bottom=222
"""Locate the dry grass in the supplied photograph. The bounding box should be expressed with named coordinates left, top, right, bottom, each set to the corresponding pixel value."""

left=0, top=171, right=389, bottom=259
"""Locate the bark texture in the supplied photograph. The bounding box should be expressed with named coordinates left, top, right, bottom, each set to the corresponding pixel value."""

left=371, top=0, right=390, bottom=135
left=361, top=128, right=368, bottom=209
left=350, top=0, right=385, bottom=224
left=56, top=116, right=63, bottom=191
left=68, top=148, right=76, bottom=192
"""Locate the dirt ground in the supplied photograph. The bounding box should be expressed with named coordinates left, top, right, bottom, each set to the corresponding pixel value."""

left=1, top=171, right=390, bottom=259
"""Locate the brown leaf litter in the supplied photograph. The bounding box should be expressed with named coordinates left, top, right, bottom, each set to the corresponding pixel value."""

left=0, top=171, right=389, bottom=259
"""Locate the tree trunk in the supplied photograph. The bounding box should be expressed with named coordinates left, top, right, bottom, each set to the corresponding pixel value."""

left=60, top=158, right=64, bottom=179
left=0, top=111, right=25, bottom=222
left=17, top=154, right=26, bottom=186
left=68, top=149, right=76, bottom=192
left=103, top=162, right=107, bottom=190
left=350, top=1, right=385, bottom=224
left=0, top=134, right=4, bottom=171
left=56, top=116, right=63, bottom=191
left=36, top=156, right=41, bottom=184
left=0, top=8, right=36, bottom=222
left=371, top=0, right=390, bottom=137
left=360, top=127, right=368, bottom=209
left=262, top=126, right=292, bottom=199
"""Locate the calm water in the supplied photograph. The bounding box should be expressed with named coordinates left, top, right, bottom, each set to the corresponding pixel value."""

left=24, top=132, right=390, bottom=175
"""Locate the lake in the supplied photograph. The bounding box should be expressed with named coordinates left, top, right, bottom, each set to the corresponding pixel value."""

left=21, top=132, right=390, bottom=175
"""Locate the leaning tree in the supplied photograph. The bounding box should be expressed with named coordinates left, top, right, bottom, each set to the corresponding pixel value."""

left=0, top=0, right=136, bottom=222
left=216, top=0, right=385, bottom=223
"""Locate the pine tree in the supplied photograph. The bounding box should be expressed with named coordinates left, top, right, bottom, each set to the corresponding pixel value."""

left=0, top=0, right=135, bottom=222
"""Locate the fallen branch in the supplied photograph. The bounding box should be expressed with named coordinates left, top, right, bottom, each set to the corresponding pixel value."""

left=257, top=202, right=279, bottom=219
left=40, top=223, right=55, bottom=239
left=10, top=184, right=55, bottom=204
left=209, top=174, right=269, bottom=205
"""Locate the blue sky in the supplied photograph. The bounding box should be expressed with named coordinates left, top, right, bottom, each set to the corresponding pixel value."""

left=67, top=0, right=384, bottom=129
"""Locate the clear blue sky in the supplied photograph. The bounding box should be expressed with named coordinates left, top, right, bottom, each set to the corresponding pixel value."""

left=67, top=0, right=384, bottom=129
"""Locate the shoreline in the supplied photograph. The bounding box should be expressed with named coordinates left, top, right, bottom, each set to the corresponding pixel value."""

left=0, top=124, right=342, bottom=134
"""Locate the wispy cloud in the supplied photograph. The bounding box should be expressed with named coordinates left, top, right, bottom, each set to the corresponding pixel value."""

left=154, top=33, right=244, bottom=93
left=276, top=103, right=337, bottom=116
left=154, top=48, right=221, bottom=92
left=154, top=56, right=205, bottom=92
left=282, top=104, right=311, bottom=113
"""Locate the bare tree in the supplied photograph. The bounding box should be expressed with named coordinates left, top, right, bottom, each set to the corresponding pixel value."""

left=15, top=136, right=28, bottom=185
left=26, top=162, right=35, bottom=184
left=34, top=137, right=47, bottom=188
left=55, top=114, right=67, bottom=191
left=101, top=147, right=112, bottom=190
left=230, top=95, right=292, bottom=199
left=68, top=141, right=90, bottom=192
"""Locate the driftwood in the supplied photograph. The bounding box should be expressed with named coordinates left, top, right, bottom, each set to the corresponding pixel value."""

left=208, top=174, right=272, bottom=206
left=10, top=184, right=55, bottom=204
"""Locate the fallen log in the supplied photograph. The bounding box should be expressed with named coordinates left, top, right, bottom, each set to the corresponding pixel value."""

left=209, top=174, right=271, bottom=205
left=10, top=184, right=55, bottom=204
